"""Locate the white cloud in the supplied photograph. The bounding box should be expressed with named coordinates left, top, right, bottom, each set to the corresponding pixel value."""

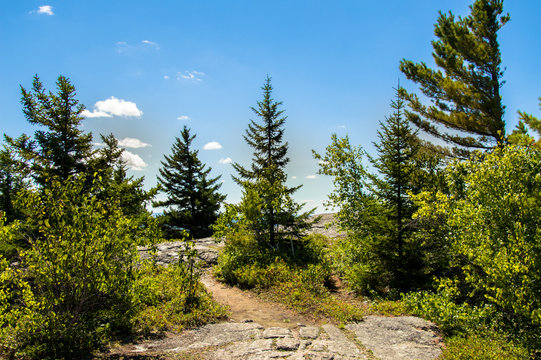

left=203, top=141, right=223, bottom=150
left=306, top=175, right=317, bottom=179
left=163, top=75, right=170, bottom=80
left=338, top=125, right=346, bottom=129
left=122, top=151, right=147, bottom=171
left=141, top=40, right=160, bottom=49
left=82, top=110, right=112, bottom=118
left=83, top=96, right=143, bottom=118
left=117, top=137, right=151, bottom=148
left=219, top=157, right=232, bottom=164
left=291, top=176, right=297, bottom=180
left=177, top=115, right=190, bottom=121
left=178, top=70, right=205, bottom=82
left=37, top=5, right=54, bottom=15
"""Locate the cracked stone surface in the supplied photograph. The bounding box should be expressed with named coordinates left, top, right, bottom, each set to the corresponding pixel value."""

left=276, top=338, right=300, bottom=351
left=112, top=318, right=442, bottom=359
left=263, top=327, right=292, bottom=339
left=209, top=322, right=367, bottom=360
left=299, top=326, right=320, bottom=339
left=346, top=316, right=442, bottom=360
left=168, top=322, right=264, bottom=351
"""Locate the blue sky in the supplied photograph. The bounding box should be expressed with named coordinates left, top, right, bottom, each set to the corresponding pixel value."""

left=1, top=1, right=540, bottom=213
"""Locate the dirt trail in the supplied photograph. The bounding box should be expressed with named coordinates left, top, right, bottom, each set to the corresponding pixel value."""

left=194, top=213, right=341, bottom=327
left=104, top=215, right=442, bottom=359
left=201, top=272, right=319, bottom=328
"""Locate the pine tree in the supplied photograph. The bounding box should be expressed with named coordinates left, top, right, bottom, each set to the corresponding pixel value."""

left=314, top=86, right=445, bottom=294
left=155, top=126, right=225, bottom=238
left=233, top=76, right=289, bottom=183
left=369, top=86, right=420, bottom=263
left=400, top=0, right=509, bottom=158
left=232, top=76, right=312, bottom=250
left=5, top=75, right=93, bottom=185
left=367, top=86, right=436, bottom=291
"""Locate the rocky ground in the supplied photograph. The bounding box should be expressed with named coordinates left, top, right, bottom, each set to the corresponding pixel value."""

left=125, top=214, right=443, bottom=360
left=109, top=318, right=441, bottom=360
left=137, top=213, right=342, bottom=267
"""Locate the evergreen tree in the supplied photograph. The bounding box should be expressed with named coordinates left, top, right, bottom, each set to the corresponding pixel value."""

left=400, top=0, right=509, bottom=158
left=155, top=126, right=225, bottom=238
left=5, top=75, right=93, bottom=185
left=233, top=76, right=289, bottom=183
left=314, top=87, right=445, bottom=294
left=232, top=76, right=312, bottom=250
left=368, top=86, right=420, bottom=263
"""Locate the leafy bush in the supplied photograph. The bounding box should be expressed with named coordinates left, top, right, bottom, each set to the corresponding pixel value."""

left=401, top=283, right=532, bottom=358
left=0, top=216, right=22, bottom=260
left=264, top=266, right=363, bottom=323
left=133, top=261, right=228, bottom=336
left=401, top=280, right=495, bottom=336
left=0, top=177, right=157, bottom=359
left=368, top=299, right=409, bottom=316
left=213, top=222, right=268, bottom=286
left=331, top=233, right=392, bottom=296
left=413, top=146, right=541, bottom=350
left=443, top=333, right=530, bottom=360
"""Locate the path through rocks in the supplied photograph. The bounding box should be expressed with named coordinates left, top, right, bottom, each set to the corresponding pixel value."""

left=109, top=316, right=442, bottom=359
left=121, top=214, right=443, bottom=359
left=200, top=273, right=319, bottom=328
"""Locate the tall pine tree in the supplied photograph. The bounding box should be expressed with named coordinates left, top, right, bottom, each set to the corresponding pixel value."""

left=155, top=126, right=225, bottom=238
left=315, top=86, right=445, bottom=294
left=5, top=75, right=93, bottom=185
left=233, top=76, right=289, bottom=183
left=232, top=76, right=312, bottom=251
left=400, top=0, right=509, bottom=158
left=5, top=75, right=156, bottom=219
left=369, top=85, right=420, bottom=263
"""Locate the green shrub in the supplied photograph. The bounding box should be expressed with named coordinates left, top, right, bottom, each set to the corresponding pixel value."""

left=401, top=284, right=495, bottom=336
left=133, top=261, right=228, bottom=335
left=265, top=268, right=364, bottom=323
left=215, top=228, right=330, bottom=285
left=410, top=145, right=541, bottom=354
left=414, top=146, right=541, bottom=327
left=443, top=333, right=530, bottom=360
left=0, top=177, right=157, bottom=359
left=400, top=285, right=534, bottom=358
left=0, top=216, right=21, bottom=260
left=369, top=299, right=409, bottom=316
left=213, top=225, right=268, bottom=285
left=331, top=233, right=395, bottom=296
